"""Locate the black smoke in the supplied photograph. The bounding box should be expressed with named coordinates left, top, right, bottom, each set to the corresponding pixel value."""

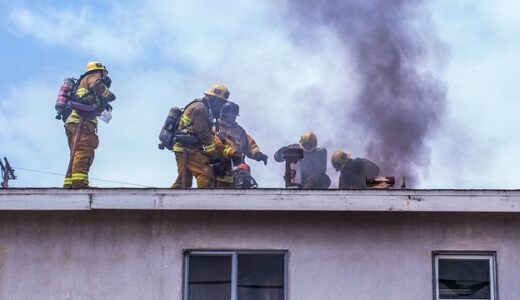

left=286, top=0, right=447, bottom=187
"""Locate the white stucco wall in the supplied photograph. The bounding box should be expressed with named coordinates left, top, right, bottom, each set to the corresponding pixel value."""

left=1, top=189, right=519, bottom=299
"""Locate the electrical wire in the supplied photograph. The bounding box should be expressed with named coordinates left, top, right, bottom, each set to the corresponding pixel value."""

left=13, top=166, right=151, bottom=188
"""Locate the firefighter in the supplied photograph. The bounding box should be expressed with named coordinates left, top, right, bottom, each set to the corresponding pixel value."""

left=331, top=150, right=380, bottom=189
left=274, top=132, right=331, bottom=189
left=214, top=101, right=268, bottom=188
left=171, top=84, right=230, bottom=188
left=63, top=61, right=115, bottom=188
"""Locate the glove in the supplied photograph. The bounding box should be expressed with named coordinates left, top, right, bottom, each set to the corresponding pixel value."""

left=231, top=154, right=243, bottom=166
left=103, top=76, right=112, bottom=88
left=104, top=103, right=113, bottom=111
left=256, top=152, right=268, bottom=165
left=209, top=156, right=226, bottom=177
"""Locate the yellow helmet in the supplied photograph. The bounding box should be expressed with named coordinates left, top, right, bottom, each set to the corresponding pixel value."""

left=86, top=61, right=108, bottom=73
left=299, top=131, right=318, bottom=152
left=204, top=84, right=230, bottom=100
left=331, top=150, right=351, bottom=171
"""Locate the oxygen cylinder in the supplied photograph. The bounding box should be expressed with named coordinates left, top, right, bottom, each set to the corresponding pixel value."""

left=55, top=78, right=76, bottom=114
left=158, top=107, right=183, bottom=150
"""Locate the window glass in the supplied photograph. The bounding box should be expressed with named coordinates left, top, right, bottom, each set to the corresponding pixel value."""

left=237, top=254, right=285, bottom=300
left=188, top=255, right=232, bottom=300
left=437, top=257, right=492, bottom=300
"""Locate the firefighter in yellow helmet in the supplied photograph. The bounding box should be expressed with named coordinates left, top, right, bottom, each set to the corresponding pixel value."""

left=331, top=150, right=380, bottom=189
left=213, top=101, right=268, bottom=188
left=171, top=84, right=230, bottom=188
left=274, top=131, right=331, bottom=189
left=63, top=61, right=116, bottom=188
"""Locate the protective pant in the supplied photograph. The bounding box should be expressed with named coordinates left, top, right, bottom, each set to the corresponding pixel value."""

left=64, top=121, right=98, bottom=188
left=216, top=178, right=234, bottom=188
left=172, top=150, right=214, bottom=188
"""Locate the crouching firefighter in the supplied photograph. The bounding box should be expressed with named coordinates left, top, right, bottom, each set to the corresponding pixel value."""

left=59, top=61, right=116, bottom=188
left=213, top=101, right=267, bottom=188
left=170, top=84, right=230, bottom=188
left=274, top=132, right=331, bottom=189
left=331, top=150, right=380, bottom=189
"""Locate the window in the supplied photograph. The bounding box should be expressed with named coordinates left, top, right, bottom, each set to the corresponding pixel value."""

left=433, top=252, right=497, bottom=300
left=184, top=251, right=287, bottom=300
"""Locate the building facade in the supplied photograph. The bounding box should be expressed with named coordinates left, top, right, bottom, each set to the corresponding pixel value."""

left=1, top=189, right=520, bottom=299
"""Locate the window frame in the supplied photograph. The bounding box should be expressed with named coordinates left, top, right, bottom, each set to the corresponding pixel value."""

left=432, top=251, right=498, bottom=300
left=183, top=250, right=288, bottom=300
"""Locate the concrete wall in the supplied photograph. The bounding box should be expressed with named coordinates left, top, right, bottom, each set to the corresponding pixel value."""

left=1, top=210, right=520, bottom=300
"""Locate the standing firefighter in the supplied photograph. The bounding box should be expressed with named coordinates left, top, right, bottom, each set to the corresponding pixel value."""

left=330, top=150, right=380, bottom=189
left=214, top=101, right=268, bottom=188
left=62, top=61, right=116, bottom=188
left=171, top=84, right=230, bottom=188
left=274, top=131, right=331, bottom=189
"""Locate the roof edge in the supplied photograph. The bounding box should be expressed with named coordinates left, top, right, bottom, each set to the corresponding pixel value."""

left=1, top=188, right=520, bottom=212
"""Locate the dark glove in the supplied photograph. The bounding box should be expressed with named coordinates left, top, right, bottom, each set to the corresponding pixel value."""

left=103, top=76, right=112, bottom=88
left=209, top=157, right=226, bottom=177
left=104, top=103, right=113, bottom=111
left=209, top=156, right=220, bottom=165
left=231, top=154, right=243, bottom=166
left=256, top=152, right=268, bottom=165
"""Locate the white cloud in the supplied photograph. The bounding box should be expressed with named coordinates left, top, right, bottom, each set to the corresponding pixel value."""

left=8, top=7, right=34, bottom=33
left=8, top=6, right=149, bottom=62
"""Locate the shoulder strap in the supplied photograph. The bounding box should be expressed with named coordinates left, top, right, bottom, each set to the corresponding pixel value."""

left=70, top=74, right=88, bottom=102
left=182, top=98, right=202, bottom=112
left=181, top=98, right=215, bottom=130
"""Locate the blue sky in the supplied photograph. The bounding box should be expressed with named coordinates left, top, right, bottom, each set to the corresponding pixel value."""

left=0, top=0, right=519, bottom=188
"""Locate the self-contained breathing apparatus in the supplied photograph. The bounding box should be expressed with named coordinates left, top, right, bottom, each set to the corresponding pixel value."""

left=55, top=75, right=113, bottom=122
left=158, top=107, right=184, bottom=150
left=158, top=96, right=222, bottom=151
left=158, top=99, right=211, bottom=151
left=55, top=77, right=78, bottom=122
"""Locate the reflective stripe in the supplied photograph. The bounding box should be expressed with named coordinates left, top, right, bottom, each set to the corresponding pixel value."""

left=65, top=110, right=81, bottom=124
left=65, top=110, right=98, bottom=125
left=76, top=87, right=89, bottom=98
left=101, top=88, right=110, bottom=98
left=223, top=146, right=234, bottom=158
left=180, top=114, right=191, bottom=126
left=216, top=176, right=234, bottom=183
left=250, top=147, right=260, bottom=155
left=202, top=143, right=215, bottom=153
left=172, top=143, right=184, bottom=152
left=174, top=142, right=213, bottom=153
left=71, top=172, right=88, bottom=181
left=63, top=177, right=72, bottom=186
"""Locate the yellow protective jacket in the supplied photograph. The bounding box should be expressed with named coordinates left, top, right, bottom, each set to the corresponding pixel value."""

left=65, top=73, right=115, bottom=125
left=172, top=100, right=216, bottom=155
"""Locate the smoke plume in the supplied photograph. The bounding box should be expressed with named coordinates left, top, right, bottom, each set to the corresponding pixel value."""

left=286, top=0, right=447, bottom=187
